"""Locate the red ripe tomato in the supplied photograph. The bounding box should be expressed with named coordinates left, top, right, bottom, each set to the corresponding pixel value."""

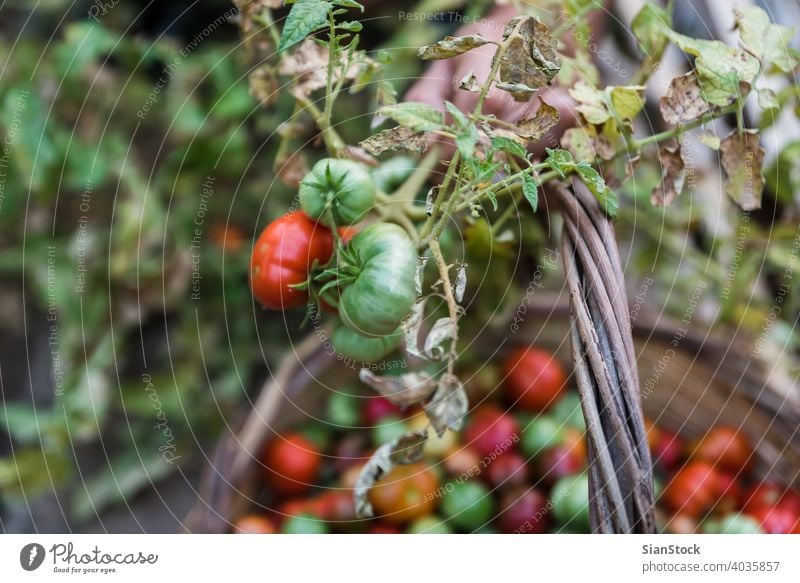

left=232, top=514, right=278, bottom=534
left=662, top=461, right=723, bottom=518
left=748, top=505, right=800, bottom=534
left=502, top=347, right=567, bottom=412
left=250, top=211, right=334, bottom=310
left=362, top=396, right=402, bottom=425
left=486, top=452, right=528, bottom=489
left=367, top=463, right=439, bottom=525
left=691, top=425, right=752, bottom=472
left=497, top=487, right=549, bottom=533
left=463, top=404, right=520, bottom=458
left=369, top=523, right=402, bottom=534
left=263, top=433, right=322, bottom=495
left=716, top=470, right=742, bottom=513
left=316, top=491, right=355, bottom=523
left=536, top=444, right=583, bottom=486
left=652, top=427, right=684, bottom=470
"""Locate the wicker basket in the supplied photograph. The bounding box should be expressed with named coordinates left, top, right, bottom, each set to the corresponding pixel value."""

left=185, top=180, right=800, bottom=533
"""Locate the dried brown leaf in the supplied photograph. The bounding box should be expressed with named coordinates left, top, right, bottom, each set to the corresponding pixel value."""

left=515, top=96, right=560, bottom=140
left=280, top=39, right=361, bottom=98
left=651, top=146, right=686, bottom=206
left=459, top=71, right=480, bottom=92
left=248, top=66, right=279, bottom=106
left=358, top=369, right=437, bottom=408
left=720, top=129, right=764, bottom=210
left=659, top=72, right=710, bottom=125
left=360, top=126, right=428, bottom=156
left=424, top=374, right=468, bottom=436
left=418, top=34, right=490, bottom=60
left=498, top=16, right=560, bottom=102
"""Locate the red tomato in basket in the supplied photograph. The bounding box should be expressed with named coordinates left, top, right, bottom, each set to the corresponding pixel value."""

left=486, top=452, right=528, bottom=489
left=502, top=347, right=567, bottom=412
left=691, top=425, right=752, bottom=473
left=232, top=514, right=278, bottom=534
left=463, top=404, right=520, bottom=458
left=662, top=461, right=723, bottom=518
left=250, top=211, right=334, bottom=310
left=263, top=433, right=322, bottom=495
left=748, top=505, right=800, bottom=534
left=536, top=444, right=584, bottom=486
left=362, top=396, right=402, bottom=425
left=497, top=487, right=550, bottom=534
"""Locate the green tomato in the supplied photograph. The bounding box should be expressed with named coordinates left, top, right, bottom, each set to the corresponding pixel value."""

left=372, top=415, right=408, bottom=446
left=703, top=514, right=763, bottom=534
left=331, top=323, right=402, bottom=363
left=440, top=481, right=494, bottom=531
left=406, top=515, right=452, bottom=534
left=521, top=415, right=565, bottom=457
left=297, top=423, right=331, bottom=452
left=371, top=156, right=415, bottom=193
left=551, top=473, right=590, bottom=532
left=281, top=513, right=329, bottom=534
left=326, top=389, right=361, bottom=428
left=299, top=158, right=375, bottom=226
left=339, top=223, right=417, bottom=337
left=550, top=393, right=586, bottom=431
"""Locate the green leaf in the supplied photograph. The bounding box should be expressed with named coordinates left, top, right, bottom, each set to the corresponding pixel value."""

left=545, top=147, right=575, bottom=177
left=631, top=1, right=671, bottom=60
left=336, top=20, right=363, bottom=33
left=331, top=0, right=364, bottom=9
left=610, top=86, right=645, bottom=121
left=444, top=101, right=468, bottom=128
left=380, top=102, right=444, bottom=132
left=491, top=136, right=528, bottom=159
left=575, top=161, right=618, bottom=217
left=278, top=0, right=332, bottom=54
left=522, top=174, right=539, bottom=212
left=735, top=6, right=797, bottom=74
left=667, top=31, right=759, bottom=107
left=569, top=81, right=609, bottom=124
left=418, top=34, right=490, bottom=60
left=456, top=123, right=480, bottom=159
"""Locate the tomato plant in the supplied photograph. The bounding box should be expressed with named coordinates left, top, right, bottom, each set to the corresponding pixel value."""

left=250, top=211, right=334, bottom=310
left=299, top=158, right=375, bottom=226
left=503, top=347, right=567, bottom=412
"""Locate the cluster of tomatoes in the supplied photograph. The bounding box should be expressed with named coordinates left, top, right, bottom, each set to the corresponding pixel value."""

left=231, top=346, right=603, bottom=534
left=651, top=423, right=800, bottom=534
left=250, top=158, right=418, bottom=362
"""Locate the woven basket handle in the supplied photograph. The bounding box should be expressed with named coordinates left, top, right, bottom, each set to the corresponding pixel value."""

left=554, top=178, right=656, bottom=533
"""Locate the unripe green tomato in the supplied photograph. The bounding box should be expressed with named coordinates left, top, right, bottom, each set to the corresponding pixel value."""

left=339, top=223, right=417, bottom=337
left=550, top=393, right=586, bottom=431
left=331, top=324, right=402, bottom=363
left=440, top=481, right=494, bottom=531
left=521, top=416, right=565, bottom=457
left=371, top=156, right=416, bottom=193
left=299, top=158, right=375, bottom=226
left=281, top=513, right=329, bottom=534
left=406, top=515, right=452, bottom=534
left=372, top=415, right=408, bottom=446
left=551, top=472, right=590, bottom=532
left=326, top=390, right=361, bottom=428
left=703, top=513, right=763, bottom=534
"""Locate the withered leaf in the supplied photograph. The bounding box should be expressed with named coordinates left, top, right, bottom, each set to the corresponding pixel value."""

left=651, top=145, right=686, bottom=206
left=280, top=38, right=361, bottom=98
left=697, top=130, right=720, bottom=150
left=454, top=265, right=467, bottom=303
left=561, top=127, right=596, bottom=163
left=515, top=96, right=560, bottom=140
left=498, top=16, right=560, bottom=102
left=720, top=129, right=765, bottom=210
left=360, top=125, right=428, bottom=156
left=459, top=71, right=480, bottom=92
left=418, top=34, right=490, bottom=60
left=248, top=65, right=279, bottom=106
left=659, top=72, right=710, bottom=125
left=274, top=152, right=308, bottom=188
left=353, top=430, right=427, bottom=518
left=423, top=318, right=453, bottom=360
left=358, top=369, right=437, bottom=408
left=424, top=374, right=468, bottom=436
left=403, top=298, right=427, bottom=359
